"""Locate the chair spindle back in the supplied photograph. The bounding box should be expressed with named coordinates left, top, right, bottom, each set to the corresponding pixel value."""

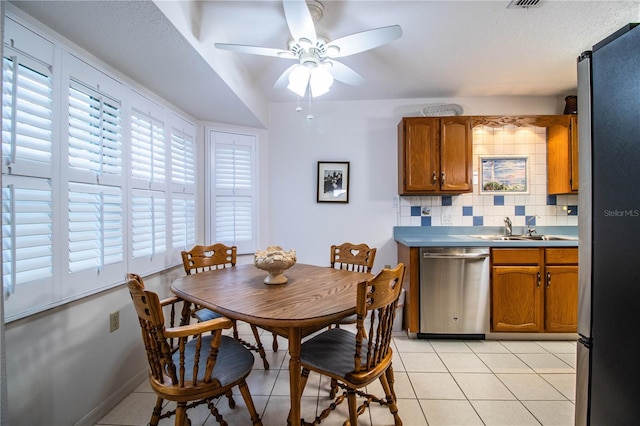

left=330, top=242, right=377, bottom=273
left=354, top=264, right=405, bottom=374
left=181, top=243, right=237, bottom=275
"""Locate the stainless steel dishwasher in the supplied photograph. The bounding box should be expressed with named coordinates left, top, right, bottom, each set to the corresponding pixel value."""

left=419, top=247, right=490, bottom=339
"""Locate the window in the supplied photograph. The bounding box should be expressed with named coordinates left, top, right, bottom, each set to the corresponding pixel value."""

left=62, top=53, right=126, bottom=288
left=1, top=16, right=198, bottom=321
left=170, top=120, right=197, bottom=252
left=2, top=20, right=56, bottom=317
left=131, top=190, right=167, bottom=260
left=67, top=81, right=123, bottom=180
left=209, top=130, right=257, bottom=254
left=130, top=108, right=166, bottom=189
left=128, top=94, right=169, bottom=272
left=67, top=182, right=124, bottom=274
left=2, top=51, right=53, bottom=177
left=1, top=176, right=54, bottom=317
left=171, top=129, right=196, bottom=191
left=171, top=194, right=196, bottom=251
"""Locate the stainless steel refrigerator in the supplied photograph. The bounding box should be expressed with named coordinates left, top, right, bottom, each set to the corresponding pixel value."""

left=576, top=23, right=640, bottom=425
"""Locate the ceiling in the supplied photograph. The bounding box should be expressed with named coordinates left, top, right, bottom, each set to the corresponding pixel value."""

left=8, top=1, right=640, bottom=128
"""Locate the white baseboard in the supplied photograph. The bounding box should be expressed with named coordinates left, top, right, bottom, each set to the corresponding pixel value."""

left=74, top=368, right=147, bottom=426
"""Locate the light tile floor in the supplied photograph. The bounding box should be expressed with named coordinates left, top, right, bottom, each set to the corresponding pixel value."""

left=96, top=324, right=576, bottom=426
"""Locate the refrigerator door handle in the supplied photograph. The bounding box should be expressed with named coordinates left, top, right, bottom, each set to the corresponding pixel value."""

left=578, top=334, right=593, bottom=348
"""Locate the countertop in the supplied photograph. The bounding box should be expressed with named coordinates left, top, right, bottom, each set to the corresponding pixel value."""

left=394, top=226, right=579, bottom=248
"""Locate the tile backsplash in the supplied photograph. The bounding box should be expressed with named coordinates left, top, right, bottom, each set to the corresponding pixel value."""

left=397, top=124, right=579, bottom=229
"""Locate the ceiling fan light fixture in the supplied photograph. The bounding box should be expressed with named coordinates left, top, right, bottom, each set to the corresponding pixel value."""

left=287, top=65, right=311, bottom=97
left=309, top=67, right=333, bottom=97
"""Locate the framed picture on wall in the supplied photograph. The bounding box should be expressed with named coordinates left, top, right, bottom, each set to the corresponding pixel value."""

left=480, top=156, right=529, bottom=194
left=317, top=161, right=349, bottom=203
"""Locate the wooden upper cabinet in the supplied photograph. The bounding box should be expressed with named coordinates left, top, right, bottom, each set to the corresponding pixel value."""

left=398, top=117, right=472, bottom=195
left=399, top=118, right=439, bottom=192
left=547, top=115, right=579, bottom=194
left=440, top=117, right=474, bottom=192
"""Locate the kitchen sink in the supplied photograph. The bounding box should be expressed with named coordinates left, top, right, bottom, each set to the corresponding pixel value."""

left=469, top=234, right=578, bottom=241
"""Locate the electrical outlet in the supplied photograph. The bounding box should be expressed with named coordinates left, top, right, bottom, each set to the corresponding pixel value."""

left=110, top=311, right=119, bottom=332
left=384, top=264, right=391, bottom=269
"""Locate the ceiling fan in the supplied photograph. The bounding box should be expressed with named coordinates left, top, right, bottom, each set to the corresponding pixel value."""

left=214, top=0, right=402, bottom=98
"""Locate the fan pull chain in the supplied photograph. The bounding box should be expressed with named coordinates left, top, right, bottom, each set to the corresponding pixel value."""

left=307, top=89, right=314, bottom=120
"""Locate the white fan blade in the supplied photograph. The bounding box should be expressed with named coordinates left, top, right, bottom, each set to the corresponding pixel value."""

left=215, top=43, right=295, bottom=59
left=325, top=25, right=402, bottom=58
left=283, top=0, right=317, bottom=44
left=327, top=60, right=364, bottom=86
left=274, top=64, right=297, bottom=88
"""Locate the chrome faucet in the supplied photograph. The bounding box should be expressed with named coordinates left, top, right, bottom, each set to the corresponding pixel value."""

left=504, top=217, right=512, bottom=236
left=527, top=216, right=538, bottom=236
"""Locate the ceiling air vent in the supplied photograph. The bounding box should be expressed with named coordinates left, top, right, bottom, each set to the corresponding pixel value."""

left=507, top=0, right=542, bottom=9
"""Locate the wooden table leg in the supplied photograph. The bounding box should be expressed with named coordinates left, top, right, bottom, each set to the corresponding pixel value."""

left=288, top=327, right=302, bottom=426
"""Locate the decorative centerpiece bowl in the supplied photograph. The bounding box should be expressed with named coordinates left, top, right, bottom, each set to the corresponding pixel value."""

left=254, top=246, right=297, bottom=285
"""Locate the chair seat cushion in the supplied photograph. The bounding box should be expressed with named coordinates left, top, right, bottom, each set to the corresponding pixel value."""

left=300, top=328, right=367, bottom=378
left=193, top=308, right=223, bottom=322
left=175, top=335, right=254, bottom=386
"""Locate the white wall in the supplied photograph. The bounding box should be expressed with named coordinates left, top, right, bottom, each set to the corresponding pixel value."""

left=5, top=267, right=184, bottom=425
left=268, top=96, right=566, bottom=271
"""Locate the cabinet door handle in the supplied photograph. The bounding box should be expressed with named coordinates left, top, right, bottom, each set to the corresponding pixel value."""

left=537, top=272, right=541, bottom=288
left=546, top=271, right=551, bottom=288
left=441, top=172, right=445, bottom=185
left=432, top=171, right=437, bottom=183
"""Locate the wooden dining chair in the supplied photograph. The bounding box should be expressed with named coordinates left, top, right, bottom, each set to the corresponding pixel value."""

left=324, top=242, right=379, bottom=399
left=294, top=263, right=406, bottom=426
left=181, top=243, right=271, bottom=369
left=125, top=273, right=262, bottom=426
left=270, top=242, right=377, bottom=353
left=330, top=242, right=377, bottom=326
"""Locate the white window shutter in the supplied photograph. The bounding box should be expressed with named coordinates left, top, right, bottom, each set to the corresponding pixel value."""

left=68, top=182, right=123, bottom=274
left=2, top=51, right=54, bottom=178
left=68, top=81, right=122, bottom=184
left=171, top=195, right=196, bottom=251
left=2, top=35, right=57, bottom=318
left=170, top=124, right=196, bottom=255
left=131, top=190, right=167, bottom=259
left=171, top=130, right=195, bottom=192
left=212, top=132, right=256, bottom=254
left=130, top=110, right=166, bottom=189
left=2, top=176, right=53, bottom=293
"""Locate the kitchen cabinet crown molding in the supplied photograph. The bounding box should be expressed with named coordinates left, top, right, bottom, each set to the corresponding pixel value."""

left=471, top=115, right=575, bottom=128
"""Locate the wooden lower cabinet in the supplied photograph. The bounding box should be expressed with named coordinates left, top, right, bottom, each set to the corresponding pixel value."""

left=492, top=264, right=544, bottom=331
left=491, top=247, right=577, bottom=333
left=545, top=248, right=579, bottom=332
left=397, top=244, right=420, bottom=333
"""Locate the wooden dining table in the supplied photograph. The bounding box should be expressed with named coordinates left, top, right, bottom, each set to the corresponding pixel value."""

left=170, top=262, right=372, bottom=426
